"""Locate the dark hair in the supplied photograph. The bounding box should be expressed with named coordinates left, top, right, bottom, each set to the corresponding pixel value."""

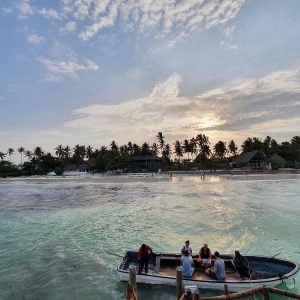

left=185, top=240, right=190, bottom=244
left=142, top=244, right=146, bottom=249
left=235, top=250, right=241, bottom=258
left=214, top=251, right=220, bottom=257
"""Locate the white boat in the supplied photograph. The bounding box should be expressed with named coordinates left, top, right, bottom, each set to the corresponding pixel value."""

left=117, top=251, right=299, bottom=292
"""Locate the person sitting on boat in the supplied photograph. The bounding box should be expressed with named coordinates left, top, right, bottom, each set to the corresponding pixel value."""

left=181, top=250, right=195, bottom=277
left=233, top=250, right=252, bottom=278
left=138, top=244, right=155, bottom=274
left=205, top=251, right=226, bottom=281
left=181, top=240, right=192, bottom=256
left=198, top=243, right=212, bottom=269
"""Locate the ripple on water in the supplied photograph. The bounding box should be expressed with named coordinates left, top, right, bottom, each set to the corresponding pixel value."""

left=1, top=176, right=300, bottom=299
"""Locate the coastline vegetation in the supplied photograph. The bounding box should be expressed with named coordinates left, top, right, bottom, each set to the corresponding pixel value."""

left=0, top=134, right=300, bottom=178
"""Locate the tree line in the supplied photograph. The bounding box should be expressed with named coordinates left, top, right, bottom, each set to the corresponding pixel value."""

left=0, top=133, right=300, bottom=176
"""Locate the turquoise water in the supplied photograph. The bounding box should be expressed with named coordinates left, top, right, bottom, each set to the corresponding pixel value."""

left=1, top=174, right=300, bottom=300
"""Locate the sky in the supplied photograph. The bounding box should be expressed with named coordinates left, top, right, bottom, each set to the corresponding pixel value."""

left=1, top=0, right=300, bottom=162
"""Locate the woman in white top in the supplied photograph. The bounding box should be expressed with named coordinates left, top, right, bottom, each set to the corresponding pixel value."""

left=181, top=240, right=192, bottom=255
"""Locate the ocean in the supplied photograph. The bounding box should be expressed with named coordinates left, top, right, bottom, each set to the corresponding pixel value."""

left=1, top=174, right=300, bottom=300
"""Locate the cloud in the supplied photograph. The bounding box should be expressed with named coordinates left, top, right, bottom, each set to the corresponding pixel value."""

left=37, top=57, right=99, bottom=81
left=220, top=24, right=237, bottom=50
left=58, top=0, right=246, bottom=43
left=27, top=33, right=45, bottom=44
left=2, top=7, right=13, bottom=14
left=16, top=0, right=34, bottom=18
left=60, top=21, right=77, bottom=35
left=38, top=7, right=61, bottom=19
left=11, top=0, right=245, bottom=49
left=196, top=69, right=300, bottom=132
left=64, top=68, right=300, bottom=144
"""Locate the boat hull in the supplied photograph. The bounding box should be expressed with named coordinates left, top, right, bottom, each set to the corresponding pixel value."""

left=117, top=269, right=291, bottom=292
left=117, top=251, right=299, bottom=292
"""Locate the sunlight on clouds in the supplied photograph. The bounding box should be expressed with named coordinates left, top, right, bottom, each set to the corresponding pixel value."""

left=65, top=68, right=300, bottom=143
left=251, top=117, right=300, bottom=133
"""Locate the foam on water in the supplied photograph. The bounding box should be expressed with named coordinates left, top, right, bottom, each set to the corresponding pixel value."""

left=1, top=175, right=300, bottom=299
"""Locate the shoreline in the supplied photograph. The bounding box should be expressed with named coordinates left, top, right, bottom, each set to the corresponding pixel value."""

left=1, top=169, right=300, bottom=183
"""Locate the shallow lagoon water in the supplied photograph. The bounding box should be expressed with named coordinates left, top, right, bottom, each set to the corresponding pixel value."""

left=1, top=174, right=300, bottom=299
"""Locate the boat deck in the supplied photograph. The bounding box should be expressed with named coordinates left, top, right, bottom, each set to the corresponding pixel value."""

left=158, top=266, right=241, bottom=281
left=153, top=254, right=242, bottom=281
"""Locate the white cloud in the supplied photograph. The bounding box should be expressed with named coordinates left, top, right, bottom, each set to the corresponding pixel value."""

left=58, top=0, right=246, bottom=43
left=27, top=33, right=45, bottom=44
left=38, top=7, right=61, bottom=19
left=60, top=21, right=77, bottom=34
left=37, top=57, right=99, bottom=81
left=2, top=7, right=13, bottom=14
left=16, top=0, right=34, bottom=18
left=12, top=0, right=246, bottom=48
left=64, top=68, right=300, bottom=144
left=220, top=24, right=237, bottom=50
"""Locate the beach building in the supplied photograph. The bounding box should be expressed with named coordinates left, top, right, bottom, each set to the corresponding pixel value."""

left=231, top=150, right=267, bottom=169
left=269, top=153, right=286, bottom=168
left=133, top=150, right=162, bottom=172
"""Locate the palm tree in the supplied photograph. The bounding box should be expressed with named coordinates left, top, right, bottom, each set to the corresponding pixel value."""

left=33, top=146, right=44, bottom=159
left=63, top=146, right=72, bottom=161
left=151, top=143, right=159, bottom=155
left=156, top=132, right=165, bottom=151
left=119, top=145, right=129, bottom=156
left=182, top=139, right=191, bottom=161
left=196, top=134, right=211, bottom=166
left=73, top=144, right=86, bottom=165
left=86, top=145, right=94, bottom=159
left=141, top=142, right=150, bottom=169
left=201, top=144, right=211, bottom=160
left=110, top=141, right=119, bottom=153
left=7, top=148, right=14, bottom=161
left=263, top=136, right=272, bottom=157
left=132, top=143, right=140, bottom=156
left=25, top=150, right=32, bottom=162
left=0, top=151, right=6, bottom=161
left=127, top=142, right=133, bottom=155
left=100, top=146, right=107, bottom=155
left=253, top=137, right=263, bottom=151
left=17, top=146, right=25, bottom=164
left=241, top=138, right=253, bottom=153
left=174, top=140, right=183, bottom=163
left=213, top=141, right=228, bottom=161
left=55, top=144, right=64, bottom=158
left=189, top=138, right=198, bottom=161
left=291, top=136, right=300, bottom=161
left=162, top=144, right=172, bottom=158
left=228, top=140, right=238, bottom=157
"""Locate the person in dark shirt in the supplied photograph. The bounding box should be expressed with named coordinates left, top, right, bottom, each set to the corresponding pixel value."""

left=233, top=250, right=252, bottom=278
left=198, top=243, right=212, bottom=269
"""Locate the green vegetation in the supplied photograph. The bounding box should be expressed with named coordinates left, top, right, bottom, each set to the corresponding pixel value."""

left=1, top=134, right=300, bottom=177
